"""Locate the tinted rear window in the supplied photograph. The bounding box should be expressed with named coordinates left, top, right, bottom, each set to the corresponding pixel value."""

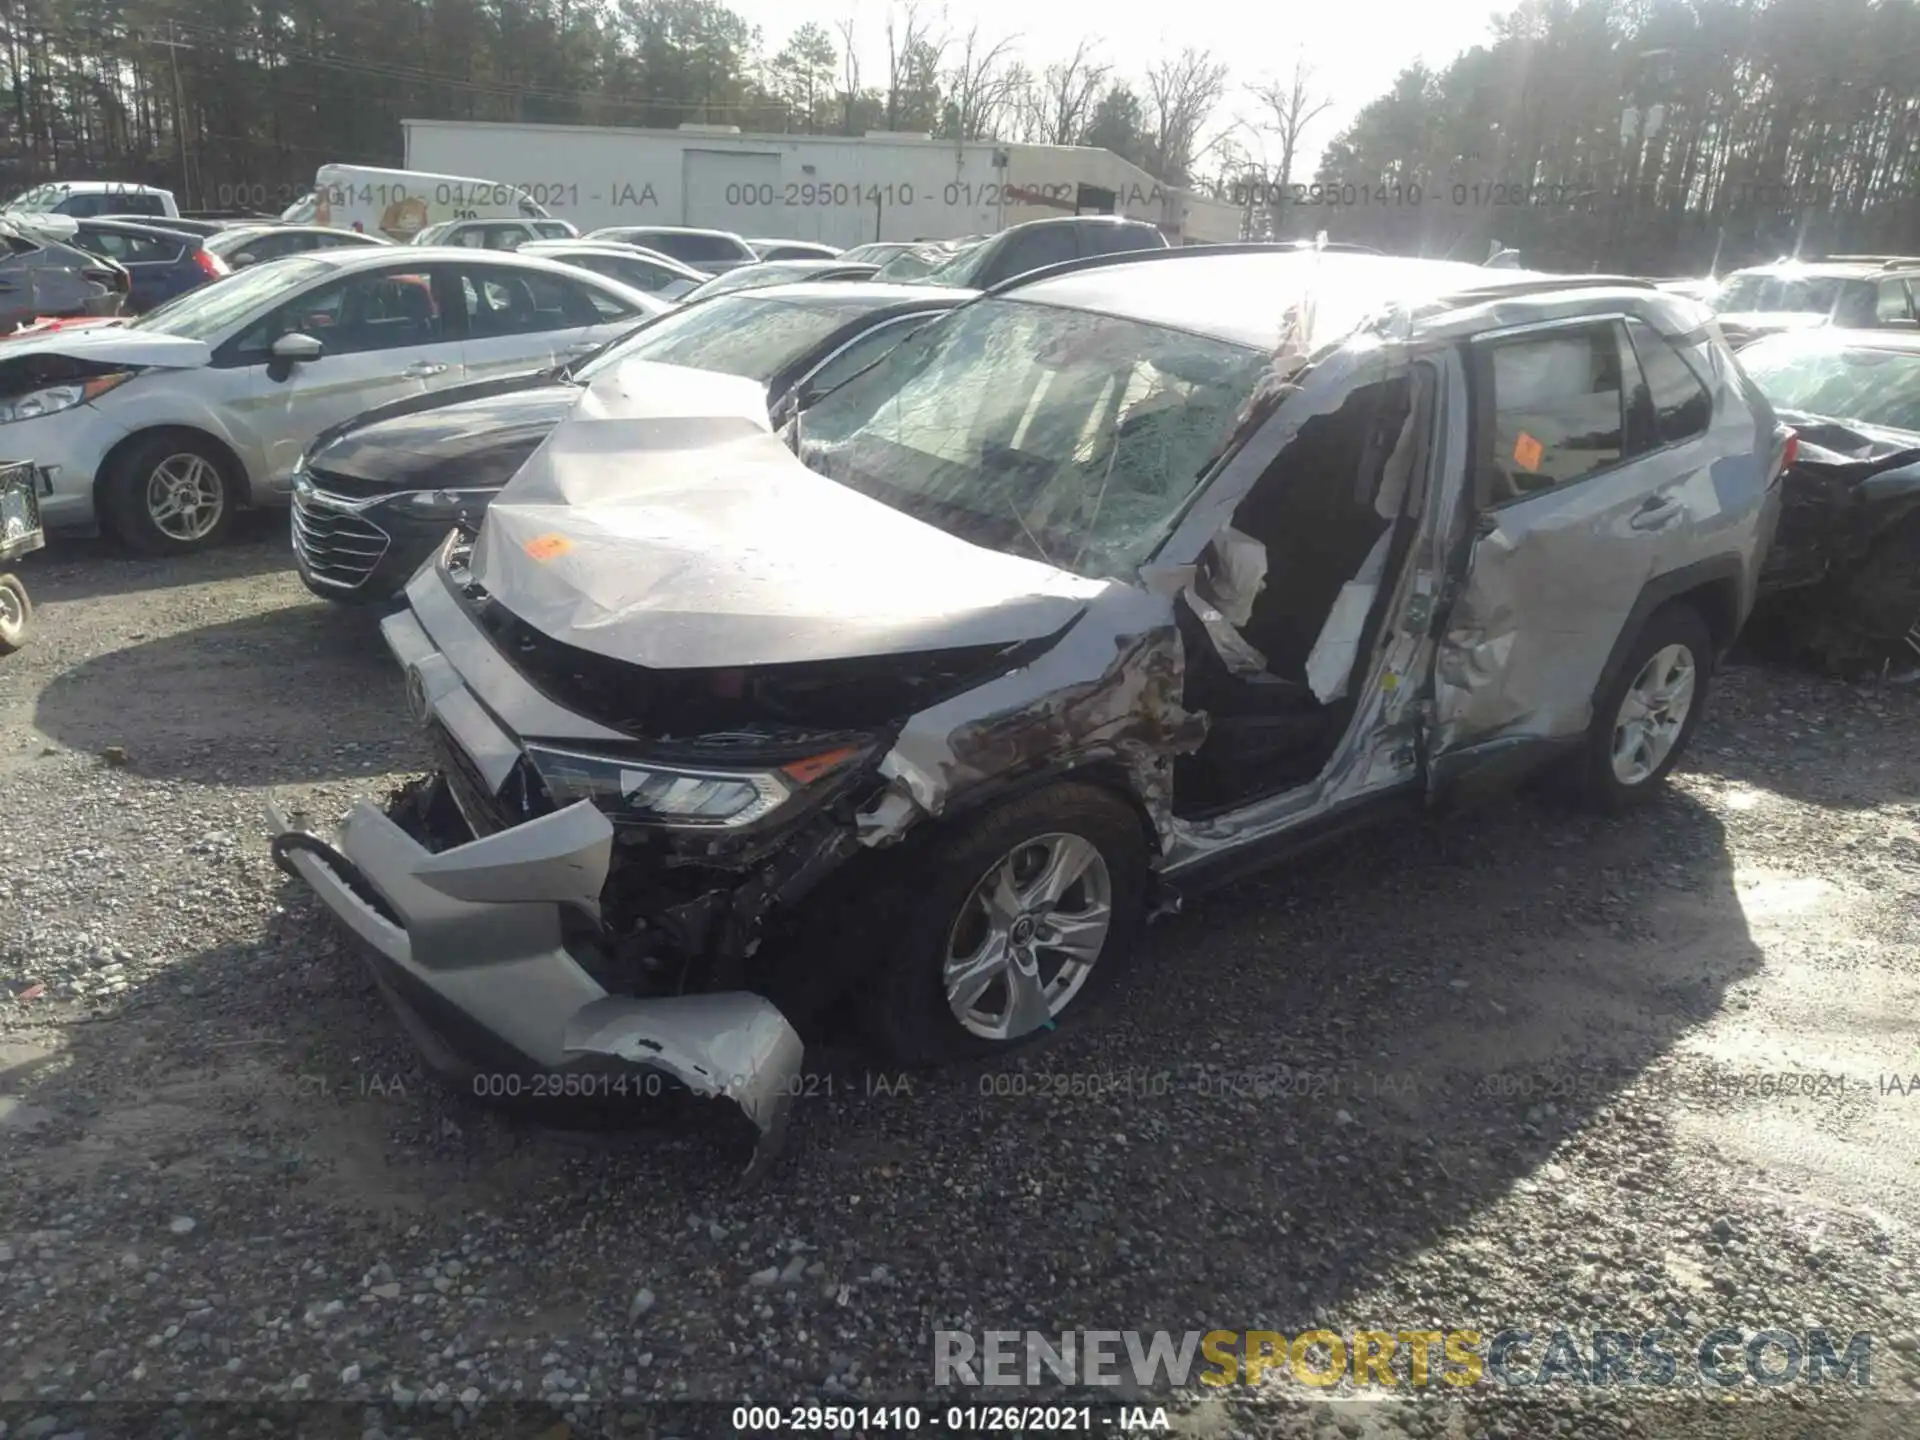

left=636, top=232, right=749, bottom=263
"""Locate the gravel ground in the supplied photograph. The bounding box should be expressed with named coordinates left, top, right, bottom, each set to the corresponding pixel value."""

left=2, top=521, right=1918, bottom=1439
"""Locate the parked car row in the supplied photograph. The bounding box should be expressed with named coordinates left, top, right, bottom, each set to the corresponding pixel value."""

left=244, top=245, right=1808, bottom=1176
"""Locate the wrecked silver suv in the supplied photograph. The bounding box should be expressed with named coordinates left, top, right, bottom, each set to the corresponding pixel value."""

left=270, top=249, right=1789, bottom=1174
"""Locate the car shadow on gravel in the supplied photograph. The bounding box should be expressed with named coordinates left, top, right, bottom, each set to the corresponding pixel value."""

left=30, top=601, right=422, bottom=785
left=16, top=512, right=295, bottom=603
left=0, top=780, right=1766, bottom=1375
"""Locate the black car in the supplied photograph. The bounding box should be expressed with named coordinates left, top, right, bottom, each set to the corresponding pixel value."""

left=0, top=219, right=129, bottom=329
left=1736, top=327, right=1920, bottom=671
left=293, top=282, right=974, bottom=603
left=915, top=214, right=1169, bottom=290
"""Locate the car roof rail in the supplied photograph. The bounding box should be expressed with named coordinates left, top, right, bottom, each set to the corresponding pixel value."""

left=1443, top=273, right=1662, bottom=304
left=985, top=240, right=1393, bottom=296
left=1820, top=253, right=1920, bottom=267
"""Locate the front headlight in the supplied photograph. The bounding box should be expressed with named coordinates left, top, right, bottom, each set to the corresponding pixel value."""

left=524, top=742, right=867, bottom=829
left=387, top=488, right=497, bottom=523
left=0, top=371, right=133, bottom=424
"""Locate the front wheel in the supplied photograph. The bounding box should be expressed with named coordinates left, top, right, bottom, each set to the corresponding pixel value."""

left=860, top=782, right=1149, bottom=1066
left=0, top=574, right=29, bottom=653
left=102, top=432, right=237, bottom=556
left=1576, top=603, right=1714, bottom=812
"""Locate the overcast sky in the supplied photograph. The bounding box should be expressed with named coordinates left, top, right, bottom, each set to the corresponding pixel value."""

left=724, top=0, right=1503, bottom=176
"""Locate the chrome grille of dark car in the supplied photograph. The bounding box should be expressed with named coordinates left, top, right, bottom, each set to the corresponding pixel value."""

left=292, top=484, right=390, bottom=590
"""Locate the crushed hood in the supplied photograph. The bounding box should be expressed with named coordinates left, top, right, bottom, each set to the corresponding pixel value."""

left=0, top=325, right=210, bottom=370
left=472, top=359, right=1106, bottom=671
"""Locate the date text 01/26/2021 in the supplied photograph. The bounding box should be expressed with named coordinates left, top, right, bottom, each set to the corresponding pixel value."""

left=730, top=1404, right=1173, bottom=1432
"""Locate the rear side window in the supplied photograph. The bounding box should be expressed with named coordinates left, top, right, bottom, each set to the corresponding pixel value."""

left=117, top=193, right=165, bottom=216
left=644, top=232, right=749, bottom=263
left=1623, top=318, right=1713, bottom=449
left=1084, top=224, right=1161, bottom=256
left=990, top=226, right=1079, bottom=282
left=1480, top=325, right=1626, bottom=503
left=533, top=221, right=574, bottom=239
left=458, top=266, right=599, bottom=335
left=80, top=228, right=183, bottom=263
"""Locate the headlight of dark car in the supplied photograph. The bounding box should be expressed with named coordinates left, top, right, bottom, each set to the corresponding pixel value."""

left=523, top=741, right=871, bottom=830
left=386, top=488, right=497, bottom=523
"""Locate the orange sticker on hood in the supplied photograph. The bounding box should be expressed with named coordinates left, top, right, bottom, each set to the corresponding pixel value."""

left=524, top=533, right=573, bottom=562
left=1512, top=431, right=1545, bottom=472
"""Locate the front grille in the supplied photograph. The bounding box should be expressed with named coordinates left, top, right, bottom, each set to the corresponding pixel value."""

left=305, top=465, right=398, bottom=503
left=427, top=720, right=507, bottom=837
left=293, top=485, right=391, bottom=589
left=425, top=720, right=554, bottom=839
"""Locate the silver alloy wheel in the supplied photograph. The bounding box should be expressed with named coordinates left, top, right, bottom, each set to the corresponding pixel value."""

left=144, top=453, right=225, bottom=542
left=943, top=832, right=1113, bottom=1042
left=0, top=581, right=20, bottom=635
left=1611, top=642, right=1697, bottom=786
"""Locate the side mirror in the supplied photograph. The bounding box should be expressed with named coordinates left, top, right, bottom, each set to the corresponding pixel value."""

left=271, top=331, right=324, bottom=363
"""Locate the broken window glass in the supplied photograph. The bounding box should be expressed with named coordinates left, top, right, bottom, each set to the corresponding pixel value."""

left=797, top=297, right=1270, bottom=582
left=1739, top=336, right=1920, bottom=433
left=1483, top=327, right=1625, bottom=502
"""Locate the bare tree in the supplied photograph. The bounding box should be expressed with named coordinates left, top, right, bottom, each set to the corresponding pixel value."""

left=1252, top=55, right=1333, bottom=192
left=1029, top=38, right=1108, bottom=146
left=942, top=24, right=1022, bottom=141
left=836, top=10, right=861, bottom=134
left=883, top=1, right=946, bottom=132
left=1143, top=47, right=1227, bottom=184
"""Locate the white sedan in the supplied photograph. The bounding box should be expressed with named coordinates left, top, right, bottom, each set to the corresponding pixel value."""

left=0, top=247, right=669, bottom=553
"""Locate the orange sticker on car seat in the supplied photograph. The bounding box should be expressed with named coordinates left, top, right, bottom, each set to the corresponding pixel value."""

left=1512, top=431, right=1545, bottom=472
left=524, top=533, right=573, bottom=562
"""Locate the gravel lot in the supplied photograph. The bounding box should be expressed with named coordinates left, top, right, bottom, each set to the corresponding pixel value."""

left=2, top=521, right=1918, bottom=1438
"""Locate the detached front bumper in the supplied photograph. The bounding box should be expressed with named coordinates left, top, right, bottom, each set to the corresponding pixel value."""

left=267, top=744, right=805, bottom=1180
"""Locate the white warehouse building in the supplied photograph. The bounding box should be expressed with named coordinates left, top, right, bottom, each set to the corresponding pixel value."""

left=401, top=118, right=1244, bottom=248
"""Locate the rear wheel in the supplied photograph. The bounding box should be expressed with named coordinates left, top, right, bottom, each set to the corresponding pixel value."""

left=102, top=432, right=236, bottom=556
left=860, top=782, right=1149, bottom=1066
left=0, top=574, right=29, bottom=653
left=1576, top=603, right=1713, bottom=812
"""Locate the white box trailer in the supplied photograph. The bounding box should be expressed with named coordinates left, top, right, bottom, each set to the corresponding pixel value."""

left=401, top=119, right=1242, bottom=247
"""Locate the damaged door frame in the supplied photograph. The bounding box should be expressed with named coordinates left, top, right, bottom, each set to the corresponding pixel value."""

left=1148, top=338, right=1473, bottom=883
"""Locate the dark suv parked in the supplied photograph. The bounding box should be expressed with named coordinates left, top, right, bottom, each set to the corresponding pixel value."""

left=915, top=215, right=1168, bottom=290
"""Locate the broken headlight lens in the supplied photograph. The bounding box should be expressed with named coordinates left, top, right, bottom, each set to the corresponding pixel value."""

left=525, top=745, right=855, bottom=829
left=0, top=372, right=133, bottom=424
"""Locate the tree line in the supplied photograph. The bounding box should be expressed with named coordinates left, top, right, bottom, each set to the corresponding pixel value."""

left=7, top=0, right=1920, bottom=273
left=0, top=0, right=1228, bottom=210
left=1306, top=0, right=1920, bottom=272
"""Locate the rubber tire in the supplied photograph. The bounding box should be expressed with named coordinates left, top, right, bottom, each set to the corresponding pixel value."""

left=101, top=431, right=237, bottom=556
left=0, top=574, right=28, bottom=653
left=1576, top=603, right=1714, bottom=813
left=858, top=781, right=1149, bottom=1068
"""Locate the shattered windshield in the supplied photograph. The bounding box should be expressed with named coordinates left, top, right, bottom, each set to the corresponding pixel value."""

left=1739, top=337, right=1920, bottom=434
left=797, top=297, right=1270, bottom=582
left=571, top=293, right=883, bottom=385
